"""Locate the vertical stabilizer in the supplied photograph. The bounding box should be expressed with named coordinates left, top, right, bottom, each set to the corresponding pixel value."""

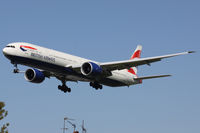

left=131, top=45, right=142, bottom=59
left=128, top=45, right=142, bottom=76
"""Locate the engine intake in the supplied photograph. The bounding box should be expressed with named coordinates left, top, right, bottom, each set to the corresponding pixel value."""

left=81, top=62, right=102, bottom=76
left=25, top=68, right=45, bottom=83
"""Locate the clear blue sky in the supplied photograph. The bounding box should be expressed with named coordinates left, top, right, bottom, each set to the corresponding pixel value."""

left=0, top=0, right=199, bottom=133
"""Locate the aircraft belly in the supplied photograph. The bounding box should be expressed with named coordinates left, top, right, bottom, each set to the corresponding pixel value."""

left=6, top=55, right=133, bottom=87
left=99, top=77, right=127, bottom=87
left=99, top=73, right=130, bottom=87
left=99, top=71, right=133, bottom=87
left=65, top=75, right=90, bottom=82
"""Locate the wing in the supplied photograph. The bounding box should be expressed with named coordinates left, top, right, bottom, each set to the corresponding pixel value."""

left=100, top=51, right=194, bottom=71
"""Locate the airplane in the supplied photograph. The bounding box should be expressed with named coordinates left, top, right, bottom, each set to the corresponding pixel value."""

left=2, top=42, right=194, bottom=93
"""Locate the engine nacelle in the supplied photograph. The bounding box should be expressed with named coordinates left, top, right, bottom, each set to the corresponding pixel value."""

left=81, top=62, right=102, bottom=76
left=24, top=68, right=45, bottom=83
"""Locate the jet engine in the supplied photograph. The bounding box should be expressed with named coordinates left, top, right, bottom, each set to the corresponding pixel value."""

left=81, top=62, right=102, bottom=76
left=24, top=68, right=45, bottom=83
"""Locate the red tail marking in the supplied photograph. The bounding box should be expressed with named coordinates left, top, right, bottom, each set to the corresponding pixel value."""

left=128, top=48, right=141, bottom=75
left=128, top=68, right=136, bottom=75
left=131, top=50, right=141, bottom=59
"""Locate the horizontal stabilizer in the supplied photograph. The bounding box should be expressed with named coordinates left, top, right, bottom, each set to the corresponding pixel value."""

left=134, top=75, right=171, bottom=80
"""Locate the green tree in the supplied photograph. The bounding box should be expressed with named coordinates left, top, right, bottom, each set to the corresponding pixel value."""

left=0, top=102, right=9, bottom=133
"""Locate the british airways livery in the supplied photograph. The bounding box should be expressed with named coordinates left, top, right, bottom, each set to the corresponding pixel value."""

left=2, top=42, right=194, bottom=93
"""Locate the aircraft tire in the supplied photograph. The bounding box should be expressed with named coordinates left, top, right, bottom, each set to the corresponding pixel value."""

left=100, top=85, right=103, bottom=89
left=58, top=85, right=62, bottom=90
left=67, top=88, right=71, bottom=93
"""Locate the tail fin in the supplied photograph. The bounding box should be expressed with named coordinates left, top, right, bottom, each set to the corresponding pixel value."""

left=131, top=45, right=142, bottom=59
left=128, top=45, right=142, bottom=76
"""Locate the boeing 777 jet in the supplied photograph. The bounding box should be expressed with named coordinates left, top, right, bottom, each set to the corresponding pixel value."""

left=2, top=42, right=194, bottom=93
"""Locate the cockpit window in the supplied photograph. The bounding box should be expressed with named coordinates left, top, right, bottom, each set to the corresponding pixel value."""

left=6, top=45, right=15, bottom=48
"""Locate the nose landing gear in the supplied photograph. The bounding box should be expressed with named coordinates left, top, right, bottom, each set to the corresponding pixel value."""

left=13, top=63, right=19, bottom=73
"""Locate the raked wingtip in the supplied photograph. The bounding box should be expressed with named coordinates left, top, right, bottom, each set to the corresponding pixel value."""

left=188, top=51, right=196, bottom=54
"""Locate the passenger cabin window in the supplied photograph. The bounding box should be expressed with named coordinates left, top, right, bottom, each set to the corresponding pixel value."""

left=6, top=45, right=15, bottom=48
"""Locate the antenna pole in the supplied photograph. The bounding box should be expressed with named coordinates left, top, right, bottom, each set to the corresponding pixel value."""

left=62, top=117, right=68, bottom=133
left=63, top=118, right=65, bottom=133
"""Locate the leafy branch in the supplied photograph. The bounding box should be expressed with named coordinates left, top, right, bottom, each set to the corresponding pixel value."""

left=0, top=102, right=9, bottom=133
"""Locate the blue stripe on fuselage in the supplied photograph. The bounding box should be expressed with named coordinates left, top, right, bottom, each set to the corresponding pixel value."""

left=20, top=47, right=27, bottom=51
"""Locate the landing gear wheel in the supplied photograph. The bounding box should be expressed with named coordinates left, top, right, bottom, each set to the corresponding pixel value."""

left=99, top=85, right=103, bottom=90
left=58, top=85, right=62, bottom=90
left=90, top=82, right=103, bottom=90
left=13, top=63, right=19, bottom=73
left=58, top=81, right=71, bottom=93
left=13, top=69, right=19, bottom=73
left=62, top=85, right=68, bottom=93
left=63, top=89, right=67, bottom=93
left=95, top=86, right=99, bottom=90
left=67, top=88, right=71, bottom=93
left=90, top=82, right=93, bottom=86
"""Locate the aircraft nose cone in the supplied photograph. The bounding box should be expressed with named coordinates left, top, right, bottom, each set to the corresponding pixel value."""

left=2, top=47, right=7, bottom=55
left=2, top=47, right=10, bottom=57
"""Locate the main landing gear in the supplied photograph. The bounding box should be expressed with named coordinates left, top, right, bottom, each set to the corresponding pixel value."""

left=90, top=82, right=103, bottom=90
left=58, top=80, right=71, bottom=93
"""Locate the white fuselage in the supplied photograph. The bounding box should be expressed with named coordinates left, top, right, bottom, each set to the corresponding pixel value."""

left=3, top=42, right=139, bottom=87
